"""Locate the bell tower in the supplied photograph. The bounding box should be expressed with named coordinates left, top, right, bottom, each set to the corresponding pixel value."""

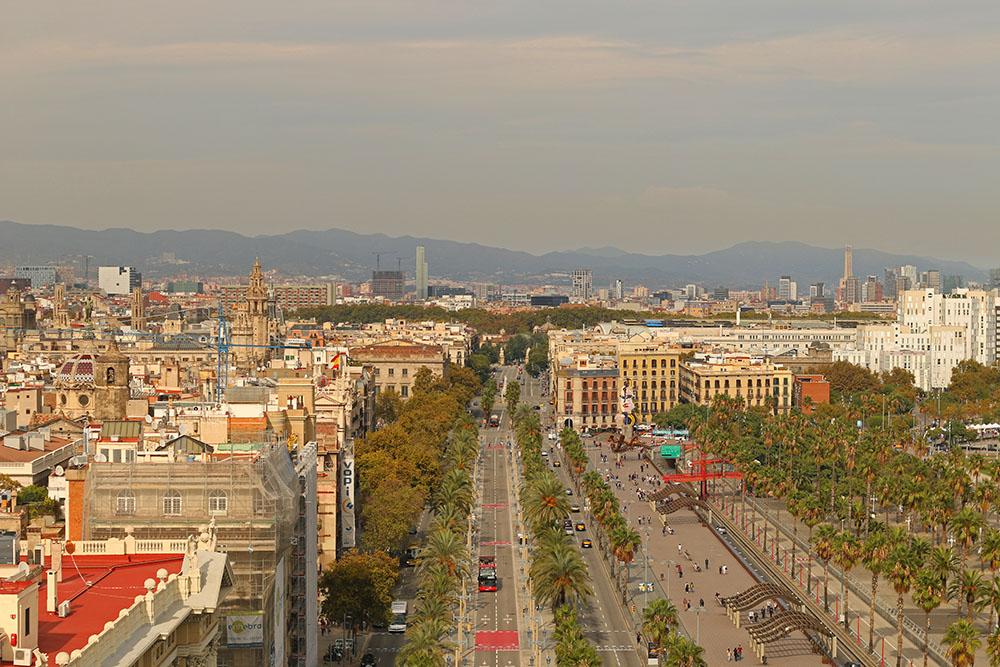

left=94, top=340, right=131, bottom=421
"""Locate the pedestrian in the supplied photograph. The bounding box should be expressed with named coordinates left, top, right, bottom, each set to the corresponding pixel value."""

left=699, top=598, right=704, bottom=608
left=636, top=631, right=641, bottom=645
left=705, top=557, right=709, bottom=570
left=738, top=644, right=743, bottom=660
left=727, top=648, right=732, bottom=662
left=719, top=565, right=723, bottom=575
left=677, top=543, right=683, bottom=554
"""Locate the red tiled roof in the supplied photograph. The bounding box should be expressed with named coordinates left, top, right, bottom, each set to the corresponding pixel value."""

left=35, top=553, right=185, bottom=663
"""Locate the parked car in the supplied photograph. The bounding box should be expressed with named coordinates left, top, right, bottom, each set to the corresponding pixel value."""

left=565, top=488, right=573, bottom=496
left=570, top=504, right=581, bottom=513
left=360, top=654, right=378, bottom=666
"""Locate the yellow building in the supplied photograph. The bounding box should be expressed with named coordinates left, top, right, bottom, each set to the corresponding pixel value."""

left=617, top=341, right=686, bottom=423
left=679, top=354, right=794, bottom=414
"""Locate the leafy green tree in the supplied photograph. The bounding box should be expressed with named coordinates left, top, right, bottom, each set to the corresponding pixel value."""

left=468, top=353, right=492, bottom=383
left=530, top=540, right=592, bottom=610
left=653, top=404, right=707, bottom=430
left=375, top=387, right=403, bottom=425
left=664, top=632, right=707, bottom=667
left=360, top=481, right=423, bottom=553
left=319, top=551, right=400, bottom=626
left=17, top=485, right=48, bottom=505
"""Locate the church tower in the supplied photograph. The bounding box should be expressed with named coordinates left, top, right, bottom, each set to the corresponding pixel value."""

left=131, top=286, right=146, bottom=331
left=94, top=340, right=130, bottom=421
left=53, top=283, right=70, bottom=329
left=232, top=259, right=274, bottom=371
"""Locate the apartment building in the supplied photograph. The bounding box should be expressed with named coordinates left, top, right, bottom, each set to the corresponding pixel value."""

left=679, top=354, right=794, bottom=414
left=218, top=282, right=334, bottom=311
left=617, top=340, right=685, bottom=424
left=553, top=353, right=618, bottom=431
left=350, top=340, right=449, bottom=398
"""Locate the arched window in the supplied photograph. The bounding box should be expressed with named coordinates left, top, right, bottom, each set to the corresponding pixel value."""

left=208, top=490, right=228, bottom=516
left=116, top=491, right=135, bottom=515
left=163, top=490, right=182, bottom=516
left=106, top=367, right=116, bottom=384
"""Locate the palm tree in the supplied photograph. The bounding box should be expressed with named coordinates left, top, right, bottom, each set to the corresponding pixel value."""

left=986, top=626, right=1000, bottom=667
left=811, top=523, right=838, bottom=611
left=985, top=578, right=1000, bottom=633
left=643, top=598, right=679, bottom=664
left=950, top=508, right=985, bottom=568
left=833, top=531, right=862, bottom=628
left=980, top=529, right=1000, bottom=576
left=887, top=542, right=923, bottom=667
left=530, top=541, right=593, bottom=610
left=950, top=569, right=987, bottom=621
left=664, top=632, right=707, bottom=667
left=522, top=473, right=570, bottom=531
left=929, top=545, right=962, bottom=591
left=420, top=528, right=468, bottom=578
left=398, top=619, right=452, bottom=666
left=610, top=523, right=642, bottom=592
left=863, top=530, right=893, bottom=651
left=943, top=619, right=981, bottom=667
left=912, top=569, right=945, bottom=667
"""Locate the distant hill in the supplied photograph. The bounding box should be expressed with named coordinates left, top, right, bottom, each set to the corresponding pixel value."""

left=0, top=220, right=985, bottom=288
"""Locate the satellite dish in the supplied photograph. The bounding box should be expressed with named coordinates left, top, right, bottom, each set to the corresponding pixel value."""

left=145, top=415, right=153, bottom=423
left=94, top=453, right=107, bottom=463
left=53, top=465, right=65, bottom=476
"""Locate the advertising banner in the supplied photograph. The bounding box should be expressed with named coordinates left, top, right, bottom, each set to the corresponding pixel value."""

left=226, top=613, right=264, bottom=647
left=340, top=446, right=356, bottom=548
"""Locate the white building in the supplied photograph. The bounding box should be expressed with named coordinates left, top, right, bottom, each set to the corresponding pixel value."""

left=571, top=269, right=593, bottom=301
left=98, top=266, right=142, bottom=296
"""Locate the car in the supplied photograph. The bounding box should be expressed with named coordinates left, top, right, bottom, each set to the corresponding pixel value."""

left=565, top=488, right=573, bottom=495
left=570, top=504, right=580, bottom=512
left=580, top=431, right=593, bottom=438
left=552, top=459, right=561, bottom=467
left=547, top=432, right=558, bottom=441
left=581, top=538, right=593, bottom=548
left=541, top=450, right=549, bottom=457
left=533, top=405, right=541, bottom=410
left=575, top=522, right=586, bottom=531
left=360, top=654, right=378, bottom=666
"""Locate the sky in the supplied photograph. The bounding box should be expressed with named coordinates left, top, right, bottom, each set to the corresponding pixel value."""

left=2, top=1, right=999, bottom=264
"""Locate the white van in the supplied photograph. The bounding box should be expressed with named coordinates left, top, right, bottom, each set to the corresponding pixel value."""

left=388, top=600, right=408, bottom=633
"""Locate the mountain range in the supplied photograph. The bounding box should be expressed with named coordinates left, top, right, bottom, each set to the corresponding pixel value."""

left=0, top=220, right=986, bottom=289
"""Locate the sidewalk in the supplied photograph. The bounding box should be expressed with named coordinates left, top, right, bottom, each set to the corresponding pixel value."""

left=584, top=439, right=826, bottom=666
left=710, top=476, right=952, bottom=666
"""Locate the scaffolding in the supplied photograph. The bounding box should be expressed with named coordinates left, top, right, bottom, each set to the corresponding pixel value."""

left=81, top=437, right=300, bottom=665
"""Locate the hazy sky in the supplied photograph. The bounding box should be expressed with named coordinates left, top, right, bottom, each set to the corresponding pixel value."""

left=2, top=2, right=999, bottom=263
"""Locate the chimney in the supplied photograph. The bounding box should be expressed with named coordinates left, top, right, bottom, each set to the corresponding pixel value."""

left=46, top=569, right=58, bottom=612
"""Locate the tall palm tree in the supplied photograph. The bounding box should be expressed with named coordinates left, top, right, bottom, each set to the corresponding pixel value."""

left=986, top=626, right=1000, bottom=667
left=980, top=529, right=1000, bottom=576
left=943, top=619, right=981, bottom=667
left=950, top=507, right=985, bottom=568
left=833, top=531, right=862, bottom=628
left=811, top=523, right=838, bottom=611
left=863, top=530, right=893, bottom=651
left=664, top=632, right=707, bottom=667
left=398, top=619, right=452, bottom=667
left=887, top=542, right=923, bottom=667
left=420, top=528, right=468, bottom=578
left=912, top=569, right=945, bottom=667
left=950, top=569, right=987, bottom=621
left=643, top=598, right=679, bottom=665
left=985, top=578, right=1000, bottom=633
left=530, top=541, right=593, bottom=610
left=522, top=473, right=570, bottom=531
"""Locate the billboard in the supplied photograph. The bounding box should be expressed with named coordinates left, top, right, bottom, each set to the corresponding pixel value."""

left=226, top=613, right=264, bottom=647
left=340, top=445, right=356, bottom=548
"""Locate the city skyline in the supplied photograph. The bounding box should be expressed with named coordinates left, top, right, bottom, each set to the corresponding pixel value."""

left=3, top=2, right=1000, bottom=263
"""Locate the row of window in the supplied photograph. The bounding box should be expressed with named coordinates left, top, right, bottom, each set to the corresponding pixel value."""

left=701, top=377, right=789, bottom=389
left=115, top=490, right=230, bottom=516
left=623, top=358, right=678, bottom=369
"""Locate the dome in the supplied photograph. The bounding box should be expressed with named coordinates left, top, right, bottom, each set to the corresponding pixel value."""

left=57, top=353, right=96, bottom=385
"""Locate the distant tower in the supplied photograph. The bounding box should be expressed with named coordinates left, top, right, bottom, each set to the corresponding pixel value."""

left=131, top=286, right=146, bottom=331
left=94, top=339, right=130, bottom=421
left=415, top=246, right=428, bottom=300
left=232, top=259, right=273, bottom=370
left=53, top=283, right=70, bottom=329
left=843, top=245, right=853, bottom=281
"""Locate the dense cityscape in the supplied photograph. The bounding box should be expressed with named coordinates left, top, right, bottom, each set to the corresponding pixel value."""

left=4, top=3, right=1000, bottom=667
left=0, top=244, right=999, bottom=666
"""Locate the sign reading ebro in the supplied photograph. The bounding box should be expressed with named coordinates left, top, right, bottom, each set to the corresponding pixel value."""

left=227, top=614, right=264, bottom=647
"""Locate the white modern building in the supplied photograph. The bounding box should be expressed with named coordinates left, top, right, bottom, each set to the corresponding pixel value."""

left=98, top=266, right=142, bottom=296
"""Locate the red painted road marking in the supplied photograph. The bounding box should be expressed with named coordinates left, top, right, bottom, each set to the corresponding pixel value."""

left=479, top=540, right=511, bottom=546
left=475, top=631, right=519, bottom=651
left=482, top=503, right=507, bottom=509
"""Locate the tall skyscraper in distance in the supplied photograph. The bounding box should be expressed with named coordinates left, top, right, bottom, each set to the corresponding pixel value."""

left=415, top=245, right=428, bottom=300
left=610, top=278, right=624, bottom=301
left=843, top=245, right=853, bottom=281
left=571, top=269, right=593, bottom=301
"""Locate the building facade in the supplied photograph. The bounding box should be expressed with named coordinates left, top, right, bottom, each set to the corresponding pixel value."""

left=679, top=355, right=794, bottom=414
left=98, top=266, right=142, bottom=296
left=617, top=341, right=684, bottom=424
